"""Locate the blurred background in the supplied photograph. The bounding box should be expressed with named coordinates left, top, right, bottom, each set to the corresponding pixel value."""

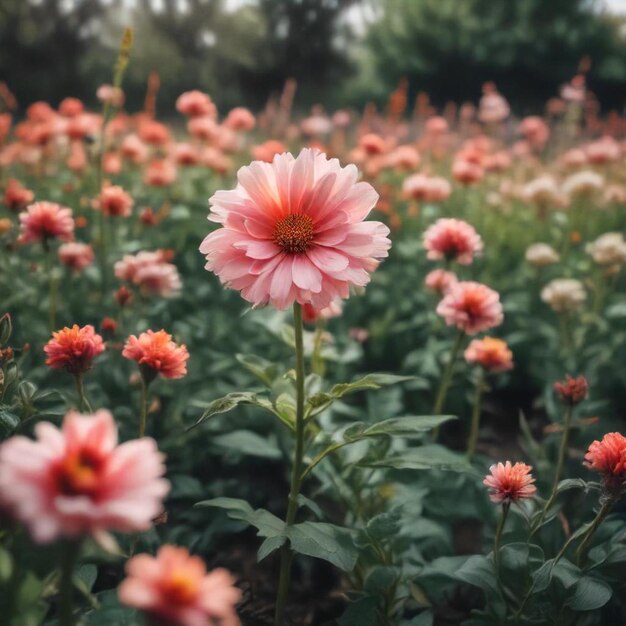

left=3, top=0, right=626, bottom=115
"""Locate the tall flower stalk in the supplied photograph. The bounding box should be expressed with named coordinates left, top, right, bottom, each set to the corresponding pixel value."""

left=274, top=303, right=306, bottom=626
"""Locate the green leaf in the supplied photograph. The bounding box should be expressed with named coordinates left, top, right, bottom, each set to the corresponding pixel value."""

left=330, top=374, right=414, bottom=398
left=360, top=415, right=456, bottom=438
left=565, top=576, right=612, bottom=611
left=453, top=555, right=498, bottom=596
left=555, top=478, right=588, bottom=494
left=360, top=444, right=470, bottom=472
left=0, top=409, right=19, bottom=438
left=258, top=535, right=287, bottom=562
left=195, top=497, right=285, bottom=539
left=338, top=596, right=380, bottom=626
left=0, top=545, right=13, bottom=582
left=189, top=392, right=283, bottom=430
left=286, top=522, right=358, bottom=572
left=365, top=508, right=403, bottom=542
left=212, top=430, right=282, bottom=459
left=235, top=353, right=279, bottom=387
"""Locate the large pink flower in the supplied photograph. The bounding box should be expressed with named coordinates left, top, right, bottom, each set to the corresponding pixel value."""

left=119, top=545, right=241, bottom=626
left=199, top=148, right=391, bottom=310
left=436, top=281, right=503, bottom=335
left=0, top=410, right=169, bottom=543
left=484, top=461, right=537, bottom=503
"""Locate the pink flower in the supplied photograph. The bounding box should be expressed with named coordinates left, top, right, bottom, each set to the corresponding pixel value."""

left=119, top=545, right=241, bottom=626
left=18, top=201, right=74, bottom=244
left=464, top=337, right=513, bottom=372
left=302, top=300, right=343, bottom=324
left=452, top=159, right=484, bottom=185
left=44, top=324, right=105, bottom=374
left=424, top=269, right=457, bottom=295
left=144, top=159, right=177, bottom=187
left=138, top=120, right=171, bottom=147
left=0, top=410, right=169, bottom=542
left=115, top=250, right=181, bottom=298
left=97, top=185, right=134, bottom=218
left=224, top=107, right=256, bottom=132
left=436, top=281, right=503, bottom=335
left=3, top=179, right=34, bottom=212
left=123, top=330, right=189, bottom=380
left=97, top=84, right=124, bottom=107
left=423, top=218, right=483, bottom=265
left=484, top=461, right=537, bottom=503
left=176, top=91, right=217, bottom=118
left=584, top=433, right=626, bottom=493
left=403, top=175, right=451, bottom=203
left=199, top=148, right=391, bottom=310
left=250, top=140, right=287, bottom=163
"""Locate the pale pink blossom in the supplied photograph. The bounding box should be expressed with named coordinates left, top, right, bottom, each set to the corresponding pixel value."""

left=423, top=218, right=483, bottom=265
left=18, top=201, right=74, bottom=244
left=424, top=269, right=457, bottom=295
left=199, top=148, right=391, bottom=310
left=58, top=242, right=94, bottom=271
left=484, top=462, right=537, bottom=503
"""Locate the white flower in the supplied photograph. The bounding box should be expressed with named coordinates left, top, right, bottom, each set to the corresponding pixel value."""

left=541, top=279, right=586, bottom=313
left=586, top=232, right=626, bottom=266
left=526, top=243, right=560, bottom=267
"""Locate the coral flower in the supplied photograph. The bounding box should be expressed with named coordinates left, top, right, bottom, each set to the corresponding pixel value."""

left=123, top=330, right=189, bottom=380
left=436, top=281, right=503, bottom=335
left=97, top=185, right=134, bottom=218
left=250, top=140, right=288, bottom=163
left=119, top=545, right=241, bottom=626
left=464, top=337, right=513, bottom=372
left=302, top=300, right=343, bottom=324
left=3, top=179, right=34, bottom=212
left=199, top=148, right=391, bottom=310
left=423, top=218, right=483, bottom=265
left=144, top=159, right=177, bottom=187
left=554, top=375, right=588, bottom=406
left=424, top=269, right=457, bottom=295
left=176, top=90, right=217, bottom=118
left=452, top=159, right=484, bottom=185
left=224, top=107, right=256, bottom=132
left=44, top=324, right=105, bottom=375
left=584, top=432, right=626, bottom=493
left=18, top=201, right=74, bottom=245
left=0, top=410, right=169, bottom=542
left=483, top=461, right=537, bottom=503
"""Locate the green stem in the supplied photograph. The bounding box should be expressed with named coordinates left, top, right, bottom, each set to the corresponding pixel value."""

left=311, top=320, right=325, bottom=377
left=138, top=376, right=149, bottom=437
left=432, top=329, right=464, bottom=437
left=574, top=497, right=615, bottom=566
left=43, top=243, right=58, bottom=332
left=58, top=540, right=81, bottom=626
left=274, top=303, right=306, bottom=626
left=532, top=405, right=573, bottom=534
left=494, top=501, right=510, bottom=614
left=466, top=370, right=485, bottom=460
left=74, top=374, right=92, bottom=413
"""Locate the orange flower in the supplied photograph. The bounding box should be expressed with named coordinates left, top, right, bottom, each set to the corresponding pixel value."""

left=584, top=432, right=626, bottom=493
left=464, top=337, right=513, bottom=372
left=44, top=325, right=105, bottom=375
left=96, top=185, right=134, bottom=218
left=483, top=461, right=537, bottom=503
left=123, top=330, right=189, bottom=380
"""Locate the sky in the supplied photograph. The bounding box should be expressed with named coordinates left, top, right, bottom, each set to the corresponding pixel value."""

left=606, top=0, right=626, bottom=12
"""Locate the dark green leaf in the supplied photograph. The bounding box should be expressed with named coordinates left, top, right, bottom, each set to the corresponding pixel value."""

left=286, top=522, right=357, bottom=572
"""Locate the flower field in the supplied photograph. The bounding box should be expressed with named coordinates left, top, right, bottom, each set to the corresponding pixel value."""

left=1, top=44, right=626, bottom=626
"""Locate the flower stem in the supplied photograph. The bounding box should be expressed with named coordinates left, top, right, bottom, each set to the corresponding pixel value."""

left=274, top=303, right=306, bottom=626
left=138, top=376, right=149, bottom=437
left=74, top=373, right=92, bottom=413
left=574, top=496, right=615, bottom=565
left=58, top=540, right=81, bottom=626
left=432, top=329, right=464, bottom=437
left=311, top=320, right=325, bottom=377
left=494, top=501, right=510, bottom=612
left=467, top=369, right=485, bottom=460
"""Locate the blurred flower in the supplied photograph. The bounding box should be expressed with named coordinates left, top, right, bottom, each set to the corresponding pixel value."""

left=59, top=97, right=84, bottom=118
left=484, top=461, right=537, bottom=503
left=478, top=83, right=510, bottom=124
left=138, top=120, right=171, bottom=147
left=118, top=545, right=241, bottom=626
left=18, top=201, right=74, bottom=245
left=423, top=218, right=483, bottom=265
left=44, top=324, right=105, bottom=375
left=115, top=250, right=181, bottom=298
left=58, top=242, right=94, bottom=272
left=525, top=243, right=560, bottom=267
left=199, top=148, right=391, bottom=310
left=522, top=176, right=564, bottom=206
left=541, top=279, right=586, bottom=312
left=403, top=174, right=451, bottom=203
left=301, top=114, right=332, bottom=136
left=115, top=285, right=133, bottom=307
left=224, top=107, right=256, bottom=132
left=464, top=337, right=513, bottom=372
left=562, top=170, right=604, bottom=198
left=250, top=140, right=287, bottom=163
left=302, top=300, right=343, bottom=324
left=176, top=90, right=217, bottom=118
left=518, top=116, right=549, bottom=149
left=97, top=84, right=124, bottom=107
left=100, top=317, right=117, bottom=335
left=123, top=330, right=189, bottom=380
left=387, top=145, right=421, bottom=171
left=452, top=159, right=484, bottom=185
left=144, top=159, right=177, bottom=187
left=0, top=409, right=168, bottom=542
left=554, top=375, right=588, bottom=406
left=96, top=185, right=134, bottom=218
left=424, top=269, right=457, bottom=295
left=561, top=148, right=587, bottom=169
left=3, top=178, right=34, bottom=212
left=586, top=233, right=626, bottom=266
left=436, top=281, right=503, bottom=335
left=349, top=327, right=369, bottom=343
left=359, top=133, right=388, bottom=156
left=586, top=136, right=620, bottom=165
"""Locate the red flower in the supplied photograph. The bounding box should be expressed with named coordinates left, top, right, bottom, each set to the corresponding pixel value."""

left=554, top=375, right=588, bottom=406
left=44, top=325, right=105, bottom=375
left=483, top=461, right=537, bottom=503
